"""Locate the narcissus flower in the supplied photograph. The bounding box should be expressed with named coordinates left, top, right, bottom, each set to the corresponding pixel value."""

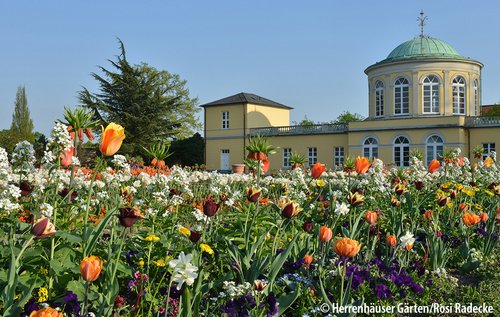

left=355, top=156, right=371, bottom=174
left=365, top=210, right=377, bottom=225
left=202, top=198, right=220, bottom=217
left=80, top=255, right=103, bottom=282
left=319, top=226, right=333, bottom=243
left=428, top=159, right=440, bottom=173
left=99, top=123, right=125, bottom=156
left=400, top=232, right=415, bottom=250
left=462, top=213, right=481, bottom=227
left=31, top=217, right=57, bottom=238
left=310, top=162, right=326, bottom=178
left=29, top=307, right=64, bottom=317
left=334, top=238, right=361, bottom=258
left=169, top=252, right=198, bottom=290
left=387, top=235, right=397, bottom=248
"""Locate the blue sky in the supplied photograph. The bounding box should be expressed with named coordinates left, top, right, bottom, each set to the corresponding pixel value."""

left=1, top=0, right=499, bottom=136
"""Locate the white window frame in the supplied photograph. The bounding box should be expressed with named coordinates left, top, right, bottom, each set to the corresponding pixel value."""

left=426, top=135, right=444, bottom=165
left=452, top=76, right=466, bottom=115
left=363, top=137, right=378, bottom=159
left=394, top=77, right=410, bottom=115
left=473, top=80, right=479, bottom=116
left=283, top=148, right=291, bottom=168
left=482, top=143, right=495, bottom=160
left=308, top=147, right=317, bottom=167
left=222, top=111, right=229, bottom=129
left=334, top=146, right=344, bottom=167
left=375, top=81, right=384, bottom=117
left=393, top=136, right=410, bottom=167
left=423, top=75, right=440, bottom=114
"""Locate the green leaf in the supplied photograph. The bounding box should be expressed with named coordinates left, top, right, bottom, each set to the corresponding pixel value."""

left=84, top=207, right=117, bottom=256
left=278, top=284, right=301, bottom=315
left=67, top=280, right=86, bottom=299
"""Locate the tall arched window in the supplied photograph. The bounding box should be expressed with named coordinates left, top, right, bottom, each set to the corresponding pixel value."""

left=375, top=81, right=384, bottom=117
left=394, top=136, right=410, bottom=167
left=394, top=77, right=409, bottom=115
left=452, top=76, right=466, bottom=115
left=426, top=135, right=444, bottom=165
left=423, top=75, right=440, bottom=114
left=473, top=79, right=479, bottom=116
left=363, top=137, right=378, bottom=159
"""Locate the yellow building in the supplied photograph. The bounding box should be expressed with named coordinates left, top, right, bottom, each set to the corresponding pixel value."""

left=202, top=34, right=499, bottom=172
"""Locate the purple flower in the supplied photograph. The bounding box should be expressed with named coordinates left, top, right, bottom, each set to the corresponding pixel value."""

left=266, top=292, right=279, bottom=317
left=410, top=282, right=424, bottom=294
left=374, top=283, right=392, bottom=299
left=63, top=291, right=80, bottom=314
left=23, top=298, right=39, bottom=316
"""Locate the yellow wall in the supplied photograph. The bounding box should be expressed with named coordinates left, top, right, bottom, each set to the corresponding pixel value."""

left=246, top=104, right=290, bottom=129
left=468, top=127, right=500, bottom=162
left=205, top=104, right=246, bottom=138
left=205, top=138, right=245, bottom=170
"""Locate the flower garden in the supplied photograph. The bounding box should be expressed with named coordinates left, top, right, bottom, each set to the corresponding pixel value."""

left=0, top=121, right=499, bottom=317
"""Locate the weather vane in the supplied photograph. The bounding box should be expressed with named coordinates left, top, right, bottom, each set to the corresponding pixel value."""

left=418, top=10, right=428, bottom=38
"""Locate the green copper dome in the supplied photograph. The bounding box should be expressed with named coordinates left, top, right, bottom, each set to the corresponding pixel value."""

left=385, top=37, right=463, bottom=61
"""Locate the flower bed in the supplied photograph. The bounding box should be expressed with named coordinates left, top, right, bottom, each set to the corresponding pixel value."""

left=0, top=124, right=499, bottom=316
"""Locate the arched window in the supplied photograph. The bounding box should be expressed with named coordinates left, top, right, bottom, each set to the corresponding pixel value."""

left=426, top=135, right=444, bottom=165
left=394, top=77, right=409, bottom=115
left=375, top=81, right=384, bottom=117
left=423, top=75, right=440, bottom=113
left=393, top=136, right=410, bottom=167
left=452, top=76, right=466, bottom=115
left=473, top=79, right=479, bottom=116
left=363, top=137, right=378, bottom=159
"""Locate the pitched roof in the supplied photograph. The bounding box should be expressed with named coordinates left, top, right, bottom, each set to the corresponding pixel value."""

left=201, top=92, right=293, bottom=109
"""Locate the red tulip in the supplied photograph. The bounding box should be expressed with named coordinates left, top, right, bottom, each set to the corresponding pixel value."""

left=310, top=162, right=326, bottom=178
left=355, top=156, right=371, bottom=174
left=428, top=159, right=440, bottom=173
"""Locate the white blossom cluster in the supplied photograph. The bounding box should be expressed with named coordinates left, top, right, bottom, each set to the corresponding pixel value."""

left=220, top=281, right=252, bottom=299
left=11, top=141, right=36, bottom=173
left=0, top=147, right=21, bottom=215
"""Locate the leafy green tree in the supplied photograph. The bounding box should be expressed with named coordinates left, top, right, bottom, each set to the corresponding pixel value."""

left=79, top=39, right=200, bottom=158
left=0, top=129, right=17, bottom=153
left=33, top=132, right=47, bottom=162
left=292, top=116, right=316, bottom=127
left=10, top=86, right=34, bottom=143
left=167, top=133, right=204, bottom=166
left=482, top=105, right=500, bottom=117
left=332, top=111, right=364, bottom=125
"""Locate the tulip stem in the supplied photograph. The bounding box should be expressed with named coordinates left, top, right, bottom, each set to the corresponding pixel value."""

left=83, top=281, right=90, bottom=316
left=15, top=235, right=34, bottom=267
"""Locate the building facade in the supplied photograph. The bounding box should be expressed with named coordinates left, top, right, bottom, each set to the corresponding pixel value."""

left=202, top=35, right=499, bottom=172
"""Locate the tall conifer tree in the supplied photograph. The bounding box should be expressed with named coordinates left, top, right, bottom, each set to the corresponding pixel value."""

left=10, top=86, right=34, bottom=143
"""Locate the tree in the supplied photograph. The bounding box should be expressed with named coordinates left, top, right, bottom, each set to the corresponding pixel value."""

left=167, top=133, right=204, bottom=166
left=10, top=86, right=34, bottom=143
left=292, top=116, right=316, bottom=127
left=332, top=111, right=364, bottom=125
left=79, top=39, right=200, bottom=158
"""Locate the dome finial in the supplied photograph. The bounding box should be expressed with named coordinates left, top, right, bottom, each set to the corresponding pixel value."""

left=418, top=10, right=428, bottom=38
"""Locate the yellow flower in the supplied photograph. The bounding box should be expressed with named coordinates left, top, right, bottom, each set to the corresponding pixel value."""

left=455, top=184, right=464, bottom=191
left=39, top=267, right=48, bottom=275
left=153, top=259, right=166, bottom=267
left=137, top=258, right=145, bottom=267
left=37, top=287, right=48, bottom=303
left=178, top=226, right=191, bottom=237
left=484, top=190, right=494, bottom=197
left=200, top=243, right=214, bottom=255
left=144, top=234, right=160, bottom=242
left=474, top=204, right=483, bottom=211
left=316, top=179, right=326, bottom=187
left=99, top=122, right=125, bottom=156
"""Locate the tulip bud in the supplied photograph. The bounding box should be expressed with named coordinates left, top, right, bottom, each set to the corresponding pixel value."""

left=424, top=210, right=433, bottom=221
left=428, top=159, right=440, bottom=173
left=202, top=198, right=220, bottom=217
left=116, top=207, right=143, bottom=228
left=365, top=210, right=377, bottom=225
left=319, top=226, right=332, bottom=243
left=189, top=230, right=202, bottom=243
left=458, top=203, right=470, bottom=212
left=436, top=193, right=450, bottom=207
left=253, top=279, right=267, bottom=292
left=281, top=201, right=302, bottom=219
left=391, top=196, right=401, bottom=207
left=80, top=255, right=103, bottom=282
left=348, top=192, right=365, bottom=207
left=302, top=221, right=313, bottom=233
left=246, top=187, right=262, bottom=203
left=480, top=212, right=489, bottom=223
left=414, top=180, right=424, bottom=190
left=334, top=237, right=361, bottom=258
left=31, top=217, right=57, bottom=238
left=303, top=255, right=313, bottom=268
left=387, top=235, right=397, bottom=248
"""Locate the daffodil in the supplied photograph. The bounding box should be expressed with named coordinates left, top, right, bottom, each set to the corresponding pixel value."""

left=200, top=243, right=214, bottom=255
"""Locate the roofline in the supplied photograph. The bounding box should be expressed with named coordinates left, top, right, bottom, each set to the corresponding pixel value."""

left=364, top=57, right=483, bottom=74
left=200, top=102, right=293, bottom=110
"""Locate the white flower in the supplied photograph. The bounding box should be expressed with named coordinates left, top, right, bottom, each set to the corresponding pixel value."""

left=40, top=203, right=54, bottom=218
left=334, top=201, right=350, bottom=215
left=400, top=231, right=415, bottom=249
left=169, top=252, right=198, bottom=290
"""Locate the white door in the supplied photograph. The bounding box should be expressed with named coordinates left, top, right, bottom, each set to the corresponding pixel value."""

left=220, top=149, right=230, bottom=170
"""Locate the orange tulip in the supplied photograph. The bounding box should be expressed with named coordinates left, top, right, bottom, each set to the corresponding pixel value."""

left=310, top=162, right=326, bottom=178
left=480, top=212, right=489, bottom=223
left=60, top=147, right=74, bottom=167
left=428, top=159, right=440, bottom=173
left=334, top=237, right=361, bottom=258
left=303, top=254, right=313, bottom=268
left=424, top=210, right=433, bottom=221
left=80, top=255, right=103, bottom=282
left=319, top=226, right=333, bottom=243
left=365, top=210, right=377, bottom=225
left=462, top=213, right=481, bottom=227
left=387, top=235, right=397, bottom=248
left=484, top=156, right=494, bottom=167
left=29, top=307, right=64, bottom=317
left=458, top=203, right=470, bottom=212
left=355, top=156, right=371, bottom=174
left=99, top=123, right=125, bottom=156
